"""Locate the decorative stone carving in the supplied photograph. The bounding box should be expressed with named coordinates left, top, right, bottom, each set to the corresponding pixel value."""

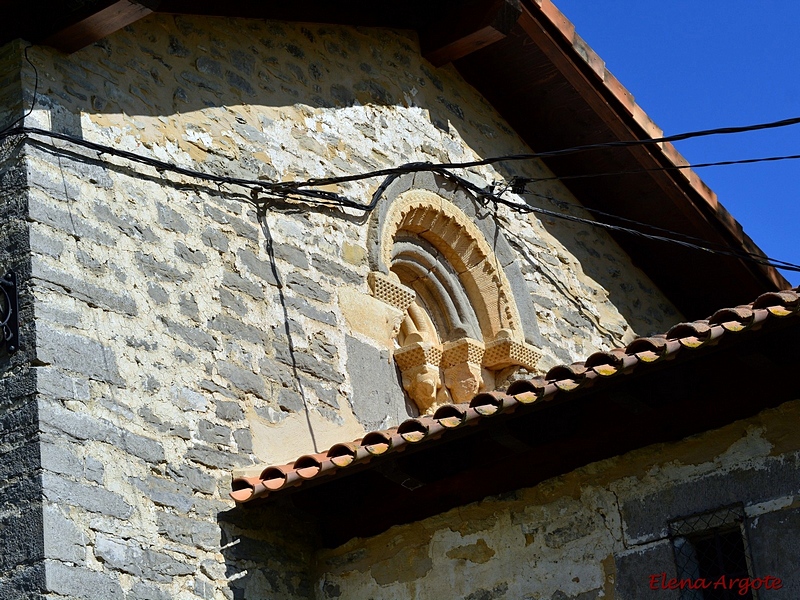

left=370, top=189, right=542, bottom=413
left=441, top=338, right=487, bottom=403
left=394, top=342, right=444, bottom=413
left=483, top=329, right=542, bottom=372
left=367, top=271, right=416, bottom=313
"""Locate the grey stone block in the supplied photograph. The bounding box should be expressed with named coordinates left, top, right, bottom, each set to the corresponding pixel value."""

left=33, top=302, right=83, bottom=329
left=208, top=313, right=268, bottom=345
left=272, top=242, right=309, bottom=270
left=35, top=366, right=90, bottom=401
left=175, top=241, right=208, bottom=265
left=168, top=465, right=217, bottom=495
left=42, top=472, right=132, bottom=519
left=40, top=441, right=83, bottom=480
left=622, top=455, right=800, bottom=543
left=120, top=430, right=165, bottom=464
left=131, top=475, right=194, bottom=512
left=198, top=419, right=232, bottom=446
left=614, top=541, right=679, bottom=600
left=185, top=445, right=250, bottom=471
left=28, top=164, right=81, bottom=201
left=157, top=512, right=221, bottom=551
left=216, top=400, right=245, bottom=422
left=221, top=270, right=265, bottom=300
left=36, top=324, right=124, bottom=385
left=136, top=251, right=190, bottom=282
left=156, top=202, right=189, bottom=234
left=285, top=295, right=336, bottom=326
left=39, top=400, right=164, bottom=463
left=203, top=203, right=258, bottom=238
left=345, top=335, right=408, bottom=430
left=94, top=534, right=194, bottom=582
left=43, top=504, right=86, bottom=564
left=129, top=581, right=172, bottom=600
left=147, top=282, right=169, bottom=304
left=201, top=226, right=229, bottom=252
left=220, top=287, right=247, bottom=316
left=217, top=360, right=268, bottom=399
left=276, top=387, right=305, bottom=413
left=285, top=271, right=331, bottom=303
left=237, top=248, right=279, bottom=286
left=311, top=253, right=360, bottom=285
left=93, top=203, right=159, bottom=243
left=29, top=226, right=64, bottom=258
left=45, top=560, right=123, bottom=600
left=199, top=379, right=238, bottom=399
left=85, top=456, right=104, bottom=484
left=32, top=258, right=138, bottom=317
left=233, top=428, right=253, bottom=453
left=162, top=318, right=219, bottom=351
left=277, top=346, right=344, bottom=384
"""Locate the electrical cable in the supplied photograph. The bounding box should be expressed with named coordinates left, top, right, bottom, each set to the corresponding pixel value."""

left=511, top=153, right=800, bottom=186
left=5, top=117, right=800, bottom=273
left=14, top=126, right=800, bottom=273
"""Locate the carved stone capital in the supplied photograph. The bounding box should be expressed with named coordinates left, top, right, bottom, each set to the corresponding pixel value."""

left=441, top=338, right=485, bottom=403
left=368, top=271, right=416, bottom=312
left=394, top=342, right=444, bottom=413
left=441, top=337, right=485, bottom=368
left=484, top=332, right=542, bottom=371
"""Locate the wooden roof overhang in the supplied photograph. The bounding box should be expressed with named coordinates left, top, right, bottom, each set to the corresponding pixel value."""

left=1, top=0, right=788, bottom=316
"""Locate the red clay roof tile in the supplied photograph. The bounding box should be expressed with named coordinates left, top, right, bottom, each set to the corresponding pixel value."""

left=231, top=286, right=800, bottom=505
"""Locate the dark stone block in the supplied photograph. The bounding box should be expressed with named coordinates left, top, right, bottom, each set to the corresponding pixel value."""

left=748, top=506, right=800, bottom=598
left=345, top=335, right=408, bottom=430
left=622, top=455, right=800, bottom=543
left=614, top=541, right=679, bottom=600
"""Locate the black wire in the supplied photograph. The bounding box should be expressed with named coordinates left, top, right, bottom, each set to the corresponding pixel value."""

left=438, top=170, right=800, bottom=273
left=7, top=125, right=800, bottom=273
left=513, top=188, right=800, bottom=270
left=513, top=153, right=800, bottom=185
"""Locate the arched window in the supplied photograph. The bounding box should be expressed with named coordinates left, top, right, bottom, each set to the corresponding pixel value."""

left=369, top=189, right=540, bottom=413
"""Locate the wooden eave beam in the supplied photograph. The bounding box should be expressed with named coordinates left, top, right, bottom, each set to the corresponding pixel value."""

left=41, top=0, right=155, bottom=54
left=420, top=0, right=522, bottom=67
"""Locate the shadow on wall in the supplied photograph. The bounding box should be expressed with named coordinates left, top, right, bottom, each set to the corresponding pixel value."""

left=23, top=12, right=668, bottom=337
left=217, top=504, right=318, bottom=600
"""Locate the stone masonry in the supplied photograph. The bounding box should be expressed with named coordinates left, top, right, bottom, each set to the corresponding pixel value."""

left=0, top=15, right=687, bottom=599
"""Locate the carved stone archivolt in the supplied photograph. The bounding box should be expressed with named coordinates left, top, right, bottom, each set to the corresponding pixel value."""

left=370, top=190, right=542, bottom=414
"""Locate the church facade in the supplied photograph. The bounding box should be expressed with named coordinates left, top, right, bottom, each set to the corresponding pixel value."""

left=1, top=2, right=798, bottom=599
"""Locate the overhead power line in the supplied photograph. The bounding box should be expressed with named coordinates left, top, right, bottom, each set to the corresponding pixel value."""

left=3, top=122, right=800, bottom=273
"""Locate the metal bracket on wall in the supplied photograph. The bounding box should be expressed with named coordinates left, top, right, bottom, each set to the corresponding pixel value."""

left=1, top=271, right=19, bottom=354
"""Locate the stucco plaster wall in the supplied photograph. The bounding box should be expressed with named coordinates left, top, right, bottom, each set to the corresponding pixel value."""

left=317, top=400, right=800, bottom=600
left=2, top=14, right=686, bottom=599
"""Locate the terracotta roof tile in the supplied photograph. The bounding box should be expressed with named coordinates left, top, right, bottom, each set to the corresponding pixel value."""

left=230, top=287, right=800, bottom=504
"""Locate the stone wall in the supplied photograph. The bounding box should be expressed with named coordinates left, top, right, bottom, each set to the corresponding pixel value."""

left=3, top=13, right=684, bottom=599
left=317, top=400, right=800, bottom=600
left=0, top=41, right=44, bottom=600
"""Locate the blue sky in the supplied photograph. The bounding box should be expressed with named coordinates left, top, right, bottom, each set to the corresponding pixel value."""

left=556, top=1, right=800, bottom=286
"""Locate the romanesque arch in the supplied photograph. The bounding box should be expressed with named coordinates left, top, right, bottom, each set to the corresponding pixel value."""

left=369, top=189, right=541, bottom=413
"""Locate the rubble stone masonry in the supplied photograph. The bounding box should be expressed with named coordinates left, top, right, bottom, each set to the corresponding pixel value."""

left=0, top=15, right=700, bottom=600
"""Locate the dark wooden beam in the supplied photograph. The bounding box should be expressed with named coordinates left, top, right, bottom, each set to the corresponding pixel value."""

left=421, top=0, right=522, bottom=66
left=42, top=0, right=155, bottom=54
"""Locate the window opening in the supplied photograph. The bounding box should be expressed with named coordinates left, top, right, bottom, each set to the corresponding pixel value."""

left=669, top=505, right=758, bottom=600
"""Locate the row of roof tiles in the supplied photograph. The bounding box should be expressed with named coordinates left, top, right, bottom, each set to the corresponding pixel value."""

left=231, top=288, right=800, bottom=504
